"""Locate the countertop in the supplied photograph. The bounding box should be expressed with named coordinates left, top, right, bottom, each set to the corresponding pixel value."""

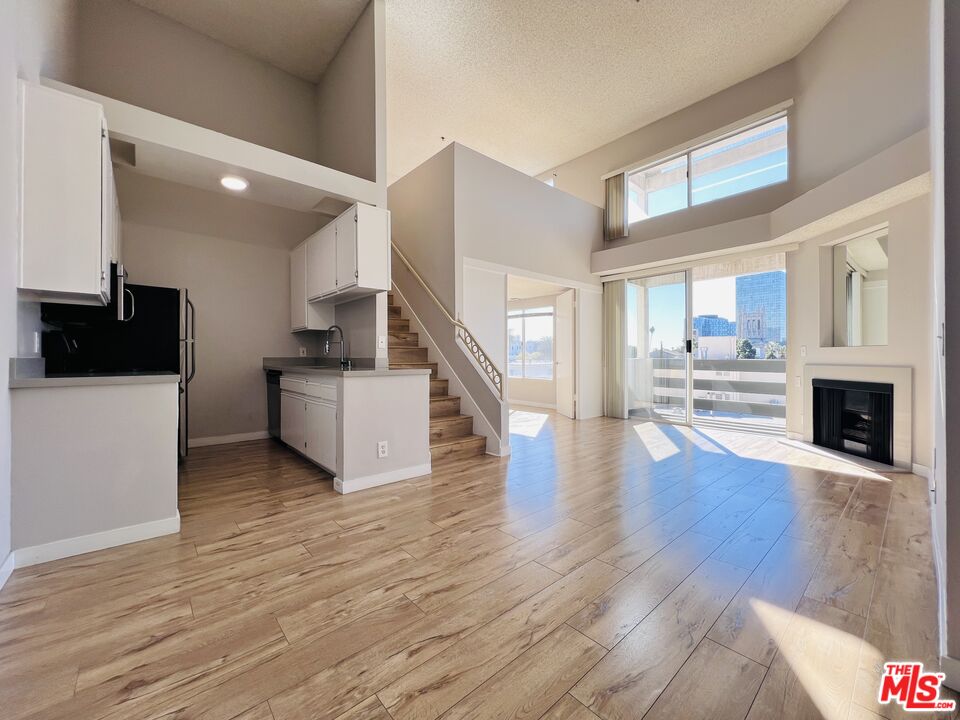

left=9, top=370, right=181, bottom=389
left=262, top=357, right=431, bottom=378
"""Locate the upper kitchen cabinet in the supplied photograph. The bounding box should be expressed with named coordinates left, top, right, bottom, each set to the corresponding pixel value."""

left=302, top=203, right=390, bottom=305
left=290, top=242, right=334, bottom=332
left=18, top=82, right=120, bottom=306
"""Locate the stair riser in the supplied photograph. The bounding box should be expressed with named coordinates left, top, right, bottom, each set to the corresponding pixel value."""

left=430, top=396, right=461, bottom=417
left=388, top=318, right=410, bottom=332
left=389, top=347, right=429, bottom=363
left=429, top=379, right=448, bottom=397
left=430, top=416, right=474, bottom=442
left=388, top=305, right=401, bottom=317
left=431, top=436, right=486, bottom=464
left=389, top=332, right=419, bottom=347
left=387, top=293, right=394, bottom=305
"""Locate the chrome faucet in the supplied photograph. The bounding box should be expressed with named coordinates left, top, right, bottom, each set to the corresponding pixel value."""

left=325, top=325, right=349, bottom=369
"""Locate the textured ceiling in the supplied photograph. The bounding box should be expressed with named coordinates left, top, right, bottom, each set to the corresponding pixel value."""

left=386, top=0, right=847, bottom=183
left=128, top=0, right=368, bottom=82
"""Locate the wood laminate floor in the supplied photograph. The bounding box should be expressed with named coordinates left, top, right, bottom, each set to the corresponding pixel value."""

left=0, top=408, right=952, bottom=720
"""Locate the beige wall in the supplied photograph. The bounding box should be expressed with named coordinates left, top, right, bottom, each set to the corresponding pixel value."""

left=76, top=0, right=320, bottom=162
left=316, top=0, right=378, bottom=182
left=793, top=0, right=930, bottom=194
left=389, top=144, right=457, bottom=313
left=785, top=195, right=933, bottom=467
left=117, top=172, right=323, bottom=441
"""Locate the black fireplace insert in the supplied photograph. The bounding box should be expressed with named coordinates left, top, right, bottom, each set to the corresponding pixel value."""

left=812, top=378, right=893, bottom=465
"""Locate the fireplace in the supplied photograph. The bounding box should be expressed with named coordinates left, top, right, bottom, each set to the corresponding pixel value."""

left=812, top=378, right=894, bottom=465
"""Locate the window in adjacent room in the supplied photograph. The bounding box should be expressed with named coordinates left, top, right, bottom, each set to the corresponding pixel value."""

left=507, top=306, right=554, bottom=380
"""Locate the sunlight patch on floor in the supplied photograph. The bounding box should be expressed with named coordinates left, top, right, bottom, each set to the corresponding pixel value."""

left=671, top=425, right=728, bottom=454
left=632, top=422, right=680, bottom=462
left=750, top=598, right=881, bottom=719
left=509, top=409, right=549, bottom=438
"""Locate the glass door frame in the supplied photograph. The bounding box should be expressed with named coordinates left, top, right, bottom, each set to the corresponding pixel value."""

left=623, top=269, right=694, bottom=426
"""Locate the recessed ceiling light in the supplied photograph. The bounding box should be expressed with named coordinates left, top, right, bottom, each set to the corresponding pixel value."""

left=220, top=175, right=249, bottom=192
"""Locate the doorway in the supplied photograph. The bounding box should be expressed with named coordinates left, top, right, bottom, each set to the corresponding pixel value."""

left=506, top=275, right=576, bottom=418
left=619, top=253, right=788, bottom=434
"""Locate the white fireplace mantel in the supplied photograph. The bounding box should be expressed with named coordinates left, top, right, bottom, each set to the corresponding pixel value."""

left=801, top=364, right=913, bottom=469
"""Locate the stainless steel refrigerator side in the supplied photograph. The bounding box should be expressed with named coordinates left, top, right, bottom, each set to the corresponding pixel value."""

left=179, top=289, right=195, bottom=459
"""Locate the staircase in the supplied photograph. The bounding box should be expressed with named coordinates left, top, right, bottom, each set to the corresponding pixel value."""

left=387, top=292, right=487, bottom=465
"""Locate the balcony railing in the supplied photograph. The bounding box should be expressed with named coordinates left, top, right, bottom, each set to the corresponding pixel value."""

left=628, top=357, right=787, bottom=426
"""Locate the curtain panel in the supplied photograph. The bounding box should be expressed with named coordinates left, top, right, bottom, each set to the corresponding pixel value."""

left=604, top=173, right=628, bottom=241
left=603, top=279, right=627, bottom=418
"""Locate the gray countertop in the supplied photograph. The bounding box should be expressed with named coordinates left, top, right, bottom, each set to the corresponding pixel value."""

left=10, top=371, right=181, bottom=389
left=263, top=357, right=430, bottom=378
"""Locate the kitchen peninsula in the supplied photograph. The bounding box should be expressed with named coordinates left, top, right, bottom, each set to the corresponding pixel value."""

left=263, top=358, right=431, bottom=493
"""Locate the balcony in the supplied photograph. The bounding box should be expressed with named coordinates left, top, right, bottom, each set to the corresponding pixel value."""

left=627, top=358, right=787, bottom=434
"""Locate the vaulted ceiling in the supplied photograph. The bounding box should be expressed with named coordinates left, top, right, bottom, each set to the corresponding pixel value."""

left=128, top=0, right=848, bottom=185
left=386, top=0, right=846, bottom=182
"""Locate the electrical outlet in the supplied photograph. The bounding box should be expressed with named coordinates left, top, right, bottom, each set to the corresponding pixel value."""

left=377, top=440, right=388, bottom=458
left=377, top=335, right=387, bottom=350
left=299, top=347, right=307, bottom=357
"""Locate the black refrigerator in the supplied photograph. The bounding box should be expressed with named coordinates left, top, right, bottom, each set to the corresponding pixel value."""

left=41, top=280, right=196, bottom=458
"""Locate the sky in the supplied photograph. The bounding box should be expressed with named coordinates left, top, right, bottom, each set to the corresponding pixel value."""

left=628, top=276, right=737, bottom=352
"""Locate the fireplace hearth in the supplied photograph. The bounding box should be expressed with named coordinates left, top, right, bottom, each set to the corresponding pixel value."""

left=812, top=378, right=894, bottom=465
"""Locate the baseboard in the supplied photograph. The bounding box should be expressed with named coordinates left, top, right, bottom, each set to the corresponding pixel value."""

left=487, top=444, right=511, bottom=457
left=912, top=462, right=932, bottom=481
left=334, top=462, right=432, bottom=494
left=942, top=654, right=960, bottom=691
left=190, top=431, right=270, bottom=448
left=0, top=551, right=14, bottom=591
left=785, top=431, right=803, bottom=441
left=13, top=512, right=181, bottom=568
left=510, top=401, right=556, bottom=410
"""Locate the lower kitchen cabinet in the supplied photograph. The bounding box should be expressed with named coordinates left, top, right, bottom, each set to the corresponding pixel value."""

left=305, top=398, right=337, bottom=471
left=280, top=391, right=306, bottom=453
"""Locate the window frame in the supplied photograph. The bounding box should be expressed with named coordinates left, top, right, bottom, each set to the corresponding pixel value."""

left=507, top=306, right=556, bottom=381
left=624, top=110, right=789, bottom=225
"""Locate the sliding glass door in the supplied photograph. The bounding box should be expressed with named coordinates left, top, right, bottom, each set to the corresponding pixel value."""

left=625, top=271, right=691, bottom=423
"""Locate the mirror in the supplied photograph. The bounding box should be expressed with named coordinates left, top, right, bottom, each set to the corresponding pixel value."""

left=832, top=231, right=888, bottom=346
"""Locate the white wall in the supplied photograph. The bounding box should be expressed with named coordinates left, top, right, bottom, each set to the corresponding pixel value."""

left=316, top=0, right=379, bottom=183
left=0, top=0, right=19, bottom=576
left=454, top=144, right=603, bottom=313
left=462, top=264, right=507, bottom=369
left=785, top=195, right=933, bottom=467
left=117, top=171, right=323, bottom=442
left=76, top=0, right=320, bottom=162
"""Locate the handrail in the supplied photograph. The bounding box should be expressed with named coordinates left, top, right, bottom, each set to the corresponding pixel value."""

left=391, top=241, right=504, bottom=399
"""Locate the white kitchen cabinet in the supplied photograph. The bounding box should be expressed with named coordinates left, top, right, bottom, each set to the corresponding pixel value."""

left=280, top=391, right=306, bottom=453
left=19, top=81, right=119, bottom=305
left=290, top=242, right=333, bottom=331
left=295, top=203, right=390, bottom=309
left=305, top=222, right=337, bottom=301
left=335, top=210, right=358, bottom=291
left=305, top=398, right=337, bottom=471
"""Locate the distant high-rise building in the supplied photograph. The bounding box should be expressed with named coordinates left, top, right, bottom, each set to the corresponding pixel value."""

left=736, top=271, right=786, bottom=345
left=692, top=314, right=736, bottom=338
